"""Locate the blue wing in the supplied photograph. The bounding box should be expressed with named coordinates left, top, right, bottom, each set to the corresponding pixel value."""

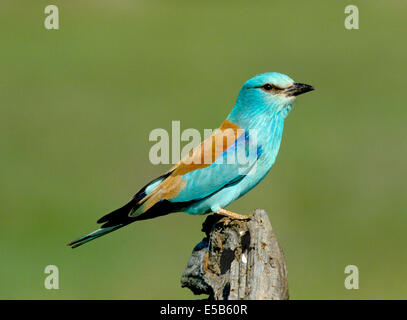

left=170, top=131, right=262, bottom=203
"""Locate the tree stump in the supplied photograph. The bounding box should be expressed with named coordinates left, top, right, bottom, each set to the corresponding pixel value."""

left=181, top=209, right=289, bottom=300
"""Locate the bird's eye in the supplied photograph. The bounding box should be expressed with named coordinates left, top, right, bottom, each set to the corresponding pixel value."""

left=262, top=83, right=275, bottom=91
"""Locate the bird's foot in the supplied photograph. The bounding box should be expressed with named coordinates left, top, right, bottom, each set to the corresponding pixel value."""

left=215, top=208, right=253, bottom=220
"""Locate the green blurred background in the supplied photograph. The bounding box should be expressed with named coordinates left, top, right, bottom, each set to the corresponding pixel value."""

left=1, top=0, right=406, bottom=299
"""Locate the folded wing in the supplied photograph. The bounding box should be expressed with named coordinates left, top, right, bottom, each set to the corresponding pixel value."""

left=131, top=120, right=261, bottom=217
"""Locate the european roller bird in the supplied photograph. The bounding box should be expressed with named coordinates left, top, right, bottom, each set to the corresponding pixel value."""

left=68, top=72, right=314, bottom=248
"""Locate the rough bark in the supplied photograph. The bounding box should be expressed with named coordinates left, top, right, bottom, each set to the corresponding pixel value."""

left=181, top=209, right=289, bottom=300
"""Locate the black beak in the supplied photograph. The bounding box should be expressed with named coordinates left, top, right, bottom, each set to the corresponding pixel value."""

left=285, top=83, right=315, bottom=96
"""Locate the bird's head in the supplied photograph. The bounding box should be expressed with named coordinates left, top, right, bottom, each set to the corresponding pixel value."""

left=234, top=72, right=314, bottom=117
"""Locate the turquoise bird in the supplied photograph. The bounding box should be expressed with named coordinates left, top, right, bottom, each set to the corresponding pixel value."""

left=68, top=72, right=314, bottom=248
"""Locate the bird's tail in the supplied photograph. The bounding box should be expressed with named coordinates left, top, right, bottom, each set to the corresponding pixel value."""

left=67, top=224, right=125, bottom=248
left=68, top=199, right=137, bottom=248
left=67, top=172, right=173, bottom=249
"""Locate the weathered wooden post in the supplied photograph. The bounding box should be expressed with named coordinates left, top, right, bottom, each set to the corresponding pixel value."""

left=181, top=209, right=289, bottom=300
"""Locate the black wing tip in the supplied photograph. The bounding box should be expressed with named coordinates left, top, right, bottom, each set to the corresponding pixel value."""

left=96, top=200, right=135, bottom=225
left=96, top=216, right=106, bottom=224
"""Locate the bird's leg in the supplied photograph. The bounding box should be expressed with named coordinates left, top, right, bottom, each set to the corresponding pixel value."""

left=215, top=208, right=253, bottom=220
